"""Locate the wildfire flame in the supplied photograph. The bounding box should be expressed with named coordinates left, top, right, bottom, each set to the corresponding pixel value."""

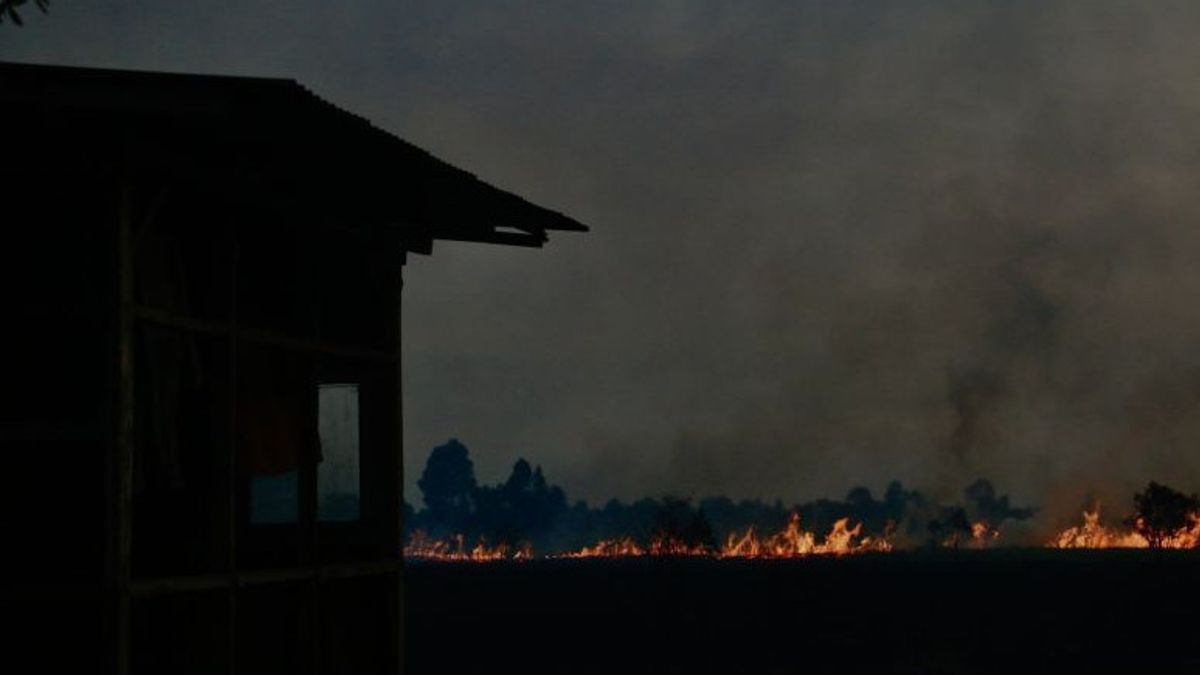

left=405, top=505, right=1200, bottom=561
left=404, top=531, right=533, bottom=562
left=649, top=534, right=711, bottom=557
left=559, top=537, right=645, bottom=559
left=1160, top=514, right=1200, bottom=549
left=1048, top=505, right=1200, bottom=549
left=719, top=514, right=892, bottom=558
left=561, top=513, right=892, bottom=560
left=969, top=521, right=1001, bottom=549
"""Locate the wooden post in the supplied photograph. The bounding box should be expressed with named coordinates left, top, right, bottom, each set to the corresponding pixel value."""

left=227, top=216, right=239, bottom=675
left=115, top=182, right=135, bottom=675
left=303, top=226, right=321, bottom=674
left=396, top=257, right=405, bottom=675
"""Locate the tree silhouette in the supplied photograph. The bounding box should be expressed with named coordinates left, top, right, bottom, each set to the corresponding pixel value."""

left=652, top=497, right=715, bottom=550
left=964, top=478, right=1037, bottom=523
left=1132, top=481, right=1199, bottom=548
left=416, top=439, right=477, bottom=532
left=846, top=486, right=873, bottom=509
left=0, top=0, right=49, bottom=26
left=471, top=458, right=567, bottom=545
left=406, top=438, right=1038, bottom=555
left=929, top=507, right=972, bottom=549
left=503, top=458, right=533, bottom=496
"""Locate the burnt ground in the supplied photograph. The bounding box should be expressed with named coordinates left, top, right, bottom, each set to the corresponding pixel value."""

left=406, top=550, right=1200, bottom=674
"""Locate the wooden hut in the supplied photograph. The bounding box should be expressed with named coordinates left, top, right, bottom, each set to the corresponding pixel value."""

left=0, top=61, right=586, bottom=674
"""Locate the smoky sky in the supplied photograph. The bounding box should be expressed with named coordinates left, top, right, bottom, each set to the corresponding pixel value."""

left=8, top=1, right=1200, bottom=516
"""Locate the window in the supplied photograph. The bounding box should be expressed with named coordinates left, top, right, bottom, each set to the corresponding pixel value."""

left=318, top=383, right=361, bottom=521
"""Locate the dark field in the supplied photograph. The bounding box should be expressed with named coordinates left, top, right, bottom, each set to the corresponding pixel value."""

left=406, top=550, right=1200, bottom=674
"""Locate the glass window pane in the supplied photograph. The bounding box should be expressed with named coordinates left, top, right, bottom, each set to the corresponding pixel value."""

left=318, top=384, right=361, bottom=521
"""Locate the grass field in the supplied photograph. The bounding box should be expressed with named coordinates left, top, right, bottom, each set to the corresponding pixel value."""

left=406, top=550, right=1200, bottom=674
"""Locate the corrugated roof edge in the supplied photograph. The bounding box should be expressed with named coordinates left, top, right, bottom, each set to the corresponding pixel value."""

left=291, top=78, right=589, bottom=234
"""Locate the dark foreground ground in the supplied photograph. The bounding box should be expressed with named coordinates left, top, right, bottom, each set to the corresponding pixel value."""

left=406, top=549, right=1200, bottom=674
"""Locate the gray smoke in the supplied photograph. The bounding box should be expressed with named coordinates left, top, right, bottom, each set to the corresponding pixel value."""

left=7, top=1, right=1200, bottom=520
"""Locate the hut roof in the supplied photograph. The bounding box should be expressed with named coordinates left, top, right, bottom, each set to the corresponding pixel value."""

left=0, top=61, right=587, bottom=253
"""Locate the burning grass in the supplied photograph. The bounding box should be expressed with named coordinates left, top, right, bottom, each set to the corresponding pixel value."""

left=404, top=531, right=533, bottom=562
left=406, top=481, right=1200, bottom=561
left=405, top=512, right=1007, bottom=562
left=717, top=514, right=892, bottom=558
left=406, top=505, right=1200, bottom=562
left=1047, top=504, right=1200, bottom=550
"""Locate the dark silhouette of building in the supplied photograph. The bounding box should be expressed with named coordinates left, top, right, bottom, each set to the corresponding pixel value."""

left=0, top=61, right=585, bottom=674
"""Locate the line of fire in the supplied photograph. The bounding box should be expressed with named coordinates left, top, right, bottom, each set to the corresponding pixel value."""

left=402, top=450, right=1200, bottom=560
left=400, top=437, right=1200, bottom=557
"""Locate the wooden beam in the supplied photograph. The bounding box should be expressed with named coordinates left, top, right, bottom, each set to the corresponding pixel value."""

left=133, top=305, right=397, bottom=362
left=433, top=229, right=546, bottom=248
left=0, top=427, right=106, bottom=442
left=402, top=224, right=547, bottom=249
left=401, top=233, right=433, bottom=256
left=127, top=560, right=405, bottom=598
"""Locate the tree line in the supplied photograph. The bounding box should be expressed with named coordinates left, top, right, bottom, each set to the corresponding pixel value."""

left=404, top=438, right=1046, bottom=554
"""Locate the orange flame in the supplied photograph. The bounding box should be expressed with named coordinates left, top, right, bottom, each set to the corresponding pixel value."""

left=558, top=537, right=646, bottom=558
left=1048, top=507, right=1147, bottom=549
left=649, top=533, right=711, bottom=557
left=404, top=531, right=533, bottom=562
left=1159, top=513, right=1200, bottom=549
left=1047, top=504, right=1200, bottom=549
left=968, top=521, right=1000, bottom=549
left=720, top=514, right=887, bottom=558
left=560, top=513, right=891, bottom=559
left=406, top=504, right=1200, bottom=561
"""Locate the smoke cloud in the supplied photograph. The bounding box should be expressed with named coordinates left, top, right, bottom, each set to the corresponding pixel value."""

left=7, top=1, right=1200, bottom=518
